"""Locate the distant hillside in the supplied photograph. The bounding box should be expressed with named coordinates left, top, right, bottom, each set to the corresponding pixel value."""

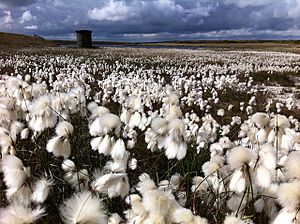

left=0, top=32, right=56, bottom=49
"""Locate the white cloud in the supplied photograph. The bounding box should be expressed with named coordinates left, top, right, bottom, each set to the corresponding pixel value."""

left=0, top=10, right=14, bottom=29
left=88, top=0, right=137, bottom=21
left=24, top=25, right=38, bottom=29
left=88, top=0, right=213, bottom=23
left=20, top=10, right=36, bottom=24
left=287, top=0, right=300, bottom=19
left=123, top=33, right=159, bottom=38
left=223, top=0, right=275, bottom=7
left=178, top=28, right=300, bottom=39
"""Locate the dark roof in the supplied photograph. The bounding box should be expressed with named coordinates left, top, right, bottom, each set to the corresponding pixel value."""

left=76, top=30, right=92, bottom=34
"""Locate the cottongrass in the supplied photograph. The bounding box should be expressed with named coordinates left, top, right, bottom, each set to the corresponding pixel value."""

left=31, top=177, right=53, bottom=204
left=277, top=180, right=300, bottom=210
left=251, top=112, right=270, bottom=129
left=127, top=173, right=208, bottom=224
left=1, top=155, right=30, bottom=199
left=46, top=135, right=71, bottom=159
left=60, top=191, right=107, bottom=224
left=285, top=151, right=300, bottom=179
left=46, top=121, right=74, bottom=159
left=1, top=49, right=300, bottom=224
left=223, top=215, right=252, bottom=224
left=92, top=173, right=129, bottom=198
left=227, top=146, right=256, bottom=169
left=108, top=213, right=123, bottom=224
left=172, top=207, right=208, bottom=224
left=0, top=203, right=45, bottom=224
left=272, top=208, right=300, bottom=224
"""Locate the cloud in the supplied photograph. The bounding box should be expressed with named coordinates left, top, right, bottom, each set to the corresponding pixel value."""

left=0, top=10, right=13, bottom=28
left=1, top=0, right=300, bottom=40
left=223, top=0, right=275, bottom=8
left=88, top=0, right=137, bottom=21
left=0, top=0, right=36, bottom=8
left=123, top=33, right=159, bottom=38
left=24, top=24, right=38, bottom=29
left=88, top=0, right=214, bottom=23
left=20, top=10, right=36, bottom=24
left=287, top=0, right=300, bottom=19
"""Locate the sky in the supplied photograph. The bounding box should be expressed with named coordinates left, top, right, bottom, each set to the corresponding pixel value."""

left=0, top=0, right=300, bottom=42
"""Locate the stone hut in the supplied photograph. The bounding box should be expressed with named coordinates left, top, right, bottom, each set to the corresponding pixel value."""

left=76, top=30, right=92, bottom=48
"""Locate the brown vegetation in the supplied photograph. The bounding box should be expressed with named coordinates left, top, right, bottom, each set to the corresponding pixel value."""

left=0, top=32, right=56, bottom=49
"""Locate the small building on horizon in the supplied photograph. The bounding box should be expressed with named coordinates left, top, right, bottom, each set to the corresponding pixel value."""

left=76, top=30, right=92, bottom=48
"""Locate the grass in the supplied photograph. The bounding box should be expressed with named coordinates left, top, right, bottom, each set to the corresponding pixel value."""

left=1, top=31, right=300, bottom=53
left=250, top=71, right=299, bottom=87
left=0, top=32, right=56, bottom=49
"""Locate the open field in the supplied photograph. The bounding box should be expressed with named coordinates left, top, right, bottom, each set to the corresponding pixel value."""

left=0, top=45, right=300, bottom=223
left=54, top=39, right=300, bottom=53
left=1, top=31, right=300, bottom=53
left=0, top=32, right=55, bottom=49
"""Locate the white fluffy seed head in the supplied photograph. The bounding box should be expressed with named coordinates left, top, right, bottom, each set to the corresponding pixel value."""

left=90, top=136, right=102, bottom=151
left=20, top=128, right=30, bottom=139
left=90, top=106, right=110, bottom=120
left=55, top=121, right=74, bottom=136
left=151, top=117, right=168, bottom=135
left=137, top=173, right=156, bottom=195
left=110, top=138, right=126, bottom=159
left=98, top=135, right=113, bottom=155
left=255, top=165, right=272, bottom=189
left=99, top=113, right=121, bottom=136
left=0, top=203, right=45, bottom=224
left=87, top=101, right=99, bottom=112
left=9, top=120, right=24, bottom=142
left=1, top=155, right=30, bottom=194
left=164, top=136, right=187, bottom=160
left=61, top=159, right=75, bottom=172
left=224, top=215, right=245, bottom=224
left=277, top=180, right=300, bottom=209
left=107, top=174, right=130, bottom=198
left=272, top=208, right=299, bottom=224
left=167, top=105, right=182, bottom=119
left=128, top=158, right=137, bottom=170
left=227, top=146, right=256, bottom=169
left=285, top=151, right=300, bottom=179
left=46, top=136, right=71, bottom=159
left=31, top=178, right=53, bottom=204
left=251, top=112, right=270, bottom=128
left=270, top=114, right=290, bottom=129
left=168, top=118, right=185, bottom=139
left=128, top=111, right=141, bottom=128
left=92, top=173, right=127, bottom=194
left=229, top=169, right=246, bottom=194
left=89, top=117, right=102, bottom=136
left=172, top=207, right=208, bottom=224
left=259, top=143, right=276, bottom=170
left=1, top=154, right=24, bottom=171
left=6, top=184, right=32, bottom=205
left=256, top=128, right=269, bottom=144
left=108, top=213, right=122, bottom=224
left=202, top=161, right=220, bottom=177
left=171, top=207, right=194, bottom=223
left=60, top=191, right=107, bottom=224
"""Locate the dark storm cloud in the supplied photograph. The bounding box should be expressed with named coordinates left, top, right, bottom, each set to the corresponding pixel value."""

left=0, top=0, right=36, bottom=7
left=85, top=0, right=300, bottom=40
left=0, top=0, right=300, bottom=40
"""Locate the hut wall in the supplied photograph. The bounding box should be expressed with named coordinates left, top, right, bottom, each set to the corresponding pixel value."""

left=76, top=30, right=92, bottom=48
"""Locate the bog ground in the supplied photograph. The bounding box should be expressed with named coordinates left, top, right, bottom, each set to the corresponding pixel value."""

left=0, top=46, right=300, bottom=224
